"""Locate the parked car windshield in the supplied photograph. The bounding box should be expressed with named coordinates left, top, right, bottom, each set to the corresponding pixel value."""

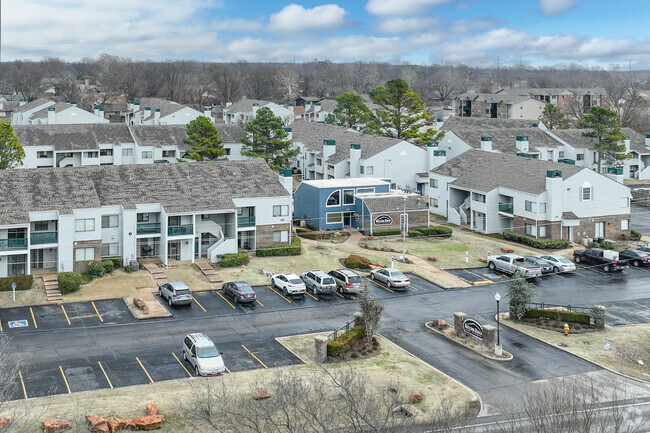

left=323, top=277, right=335, bottom=284
left=290, top=278, right=303, bottom=285
left=514, top=257, right=524, bottom=263
left=391, top=271, right=406, bottom=277
left=175, top=289, right=191, bottom=295
left=197, top=346, right=220, bottom=358
left=558, top=257, right=572, bottom=264
left=234, top=282, right=253, bottom=293
left=348, top=277, right=362, bottom=283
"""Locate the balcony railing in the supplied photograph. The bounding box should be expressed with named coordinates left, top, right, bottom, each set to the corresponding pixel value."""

left=237, top=216, right=256, bottom=228
left=0, top=238, right=28, bottom=250
left=137, top=222, right=161, bottom=235
left=498, top=202, right=513, bottom=214
left=30, top=232, right=58, bottom=245
left=168, top=224, right=193, bottom=236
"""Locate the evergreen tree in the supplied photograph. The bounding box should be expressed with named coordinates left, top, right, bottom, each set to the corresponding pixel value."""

left=241, top=107, right=298, bottom=169
left=182, top=116, right=225, bottom=161
left=507, top=274, right=537, bottom=320
left=0, top=121, right=25, bottom=169
left=577, top=106, right=629, bottom=173
left=325, top=93, right=371, bottom=130
left=539, top=104, right=569, bottom=130
left=365, top=79, right=444, bottom=146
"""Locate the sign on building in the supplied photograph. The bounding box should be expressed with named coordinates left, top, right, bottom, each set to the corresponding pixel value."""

left=374, top=215, right=393, bottom=225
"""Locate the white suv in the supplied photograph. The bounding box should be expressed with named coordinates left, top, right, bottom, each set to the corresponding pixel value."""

left=271, top=273, right=306, bottom=296
left=182, top=333, right=226, bottom=376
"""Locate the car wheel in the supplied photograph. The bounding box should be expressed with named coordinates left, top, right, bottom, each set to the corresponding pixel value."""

left=183, top=351, right=187, bottom=361
left=338, top=285, right=343, bottom=294
left=195, top=366, right=200, bottom=377
left=488, top=262, right=496, bottom=270
left=575, top=256, right=581, bottom=263
left=168, top=298, right=172, bottom=307
left=158, top=288, right=162, bottom=297
left=370, top=273, right=376, bottom=280
left=603, top=264, right=611, bottom=272
left=553, top=266, right=560, bottom=273
left=386, top=281, right=392, bottom=288
left=633, top=260, right=640, bottom=267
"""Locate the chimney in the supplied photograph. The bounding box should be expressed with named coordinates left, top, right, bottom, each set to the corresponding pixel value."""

left=226, top=100, right=232, bottom=107
left=47, top=107, right=56, bottom=124
left=431, top=149, right=447, bottom=170
left=144, top=107, right=151, bottom=118
left=322, top=139, right=336, bottom=161
left=426, top=142, right=438, bottom=170
left=70, top=101, right=77, bottom=106
left=98, top=107, right=104, bottom=118
left=314, top=102, right=321, bottom=113
left=203, top=106, right=213, bottom=121
left=19, top=99, right=26, bottom=106
left=85, top=78, right=90, bottom=86
left=93, top=105, right=100, bottom=117
left=278, top=168, right=294, bottom=193
left=154, top=108, right=161, bottom=125
left=646, top=134, right=650, bottom=148
left=480, top=136, right=492, bottom=152
left=624, top=137, right=630, bottom=153
left=350, top=144, right=361, bottom=177
left=277, top=102, right=283, bottom=106
left=607, top=167, right=625, bottom=184
left=283, top=127, right=292, bottom=140
left=252, top=103, right=259, bottom=115
left=305, top=101, right=312, bottom=110
left=436, top=118, right=443, bottom=129
left=545, top=170, right=563, bottom=221
left=516, top=135, right=529, bottom=153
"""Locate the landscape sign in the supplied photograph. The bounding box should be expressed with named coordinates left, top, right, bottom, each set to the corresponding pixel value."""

left=463, top=318, right=483, bottom=339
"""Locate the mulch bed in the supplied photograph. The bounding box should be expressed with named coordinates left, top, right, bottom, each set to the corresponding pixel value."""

left=325, top=337, right=381, bottom=362
left=517, top=317, right=600, bottom=334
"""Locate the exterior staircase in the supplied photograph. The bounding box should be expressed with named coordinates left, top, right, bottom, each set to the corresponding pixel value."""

left=142, top=262, right=168, bottom=284
left=42, top=274, right=63, bottom=303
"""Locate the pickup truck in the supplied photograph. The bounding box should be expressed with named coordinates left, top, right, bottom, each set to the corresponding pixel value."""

left=487, top=253, right=543, bottom=278
left=573, top=248, right=628, bottom=272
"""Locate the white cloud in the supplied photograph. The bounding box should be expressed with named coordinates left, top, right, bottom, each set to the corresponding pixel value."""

left=366, top=0, right=454, bottom=16
left=449, top=19, right=498, bottom=34
left=214, top=18, right=265, bottom=33
left=538, top=0, right=577, bottom=16
left=376, top=17, right=440, bottom=33
left=268, top=4, right=347, bottom=32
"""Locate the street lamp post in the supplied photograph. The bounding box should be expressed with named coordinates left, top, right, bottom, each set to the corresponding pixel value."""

left=401, top=196, right=407, bottom=261
left=494, top=292, right=502, bottom=356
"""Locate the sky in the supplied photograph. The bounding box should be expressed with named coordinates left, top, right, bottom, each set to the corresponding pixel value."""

left=2, top=0, right=649, bottom=68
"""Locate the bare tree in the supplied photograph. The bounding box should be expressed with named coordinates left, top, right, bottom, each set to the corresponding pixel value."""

left=275, top=66, right=301, bottom=101
left=6, top=62, right=45, bottom=101
left=357, top=286, right=383, bottom=342
left=212, top=64, right=244, bottom=104
left=604, top=71, right=646, bottom=130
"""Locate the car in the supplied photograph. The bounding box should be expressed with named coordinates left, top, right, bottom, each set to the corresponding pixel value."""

left=486, top=253, right=542, bottom=278
left=158, top=281, right=192, bottom=307
left=619, top=249, right=650, bottom=267
left=300, top=270, right=336, bottom=296
left=537, top=254, right=577, bottom=273
left=369, top=267, right=410, bottom=289
left=573, top=248, right=627, bottom=272
left=271, top=273, right=306, bottom=296
left=223, top=281, right=257, bottom=303
left=328, top=269, right=365, bottom=295
left=182, top=333, right=226, bottom=377
left=523, top=256, right=553, bottom=275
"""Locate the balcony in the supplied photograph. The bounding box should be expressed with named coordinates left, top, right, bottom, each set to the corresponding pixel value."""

left=30, top=232, right=58, bottom=245
left=168, top=224, right=193, bottom=236
left=0, top=238, right=28, bottom=250
left=498, top=202, right=513, bottom=215
left=237, top=216, right=256, bottom=228
left=137, top=222, right=161, bottom=235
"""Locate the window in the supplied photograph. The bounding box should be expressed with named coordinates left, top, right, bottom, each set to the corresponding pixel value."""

left=430, top=179, right=439, bottom=188
left=316, top=158, right=322, bottom=166
left=224, top=148, right=231, bottom=156
left=525, top=201, right=536, bottom=212
left=75, top=247, right=94, bottom=261
left=101, top=243, right=120, bottom=257
left=539, top=203, right=547, bottom=213
left=525, top=224, right=534, bottom=236
left=273, top=205, right=289, bottom=217
left=101, top=215, right=119, bottom=228
left=356, top=187, right=375, bottom=195
left=272, top=231, right=289, bottom=242
left=201, top=214, right=211, bottom=221
left=473, top=193, right=486, bottom=203
left=37, top=151, right=52, bottom=158
left=621, top=219, right=629, bottom=230
left=365, top=166, right=374, bottom=175
left=430, top=198, right=439, bottom=208
left=576, top=153, right=584, bottom=161
left=343, top=189, right=355, bottom=205
left=137, top=213, right=149, bottom=222
left=326, top=213, right=342, bottom=224
left=63, top=153, right=73, bottom=158
left=122, top=148, right=133, bottom=157
left=86, top=151, right=98, bottom=158
left=559, top=151, right=565, bottom=158
left=141, top=151, right=153, bottom=159
left=162, top=150, right=176, bottom=158
left=547, top=150, right=553, bottom=159
left=75, top=218, right=95, bottom=232
left=33, top=221, right=48, bottom=231
left=360, top=166, right=365, bottom=174
left=581, top=184, right=592, bottom=201
left=621, top=197, right=629, bottom=208
left=327, top=164, right=334, bottom=170
left=100, top=149, right=113, bottom=156
left=326, top=190, right=340, bottom=207
left=539, top=226, right=546, bottom=237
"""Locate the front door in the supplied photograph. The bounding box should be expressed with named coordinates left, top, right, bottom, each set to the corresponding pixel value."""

left=343, top=212, right=354, bottom=228
left=567, top=227, right=574, bottom=243
left=594, top=222, right=605, bottom=239
left=31, top=249, right=44, bottom=269
left=168, top=241, right=180, bottom=260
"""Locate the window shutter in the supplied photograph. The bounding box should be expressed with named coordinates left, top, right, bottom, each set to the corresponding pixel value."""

left=579, top=187, right=583, bottom=201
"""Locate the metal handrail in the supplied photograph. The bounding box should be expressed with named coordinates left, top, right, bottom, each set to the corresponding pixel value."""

left=529, top=302, right=590, bottom=313
left=326, top=318, right=357, bottom=342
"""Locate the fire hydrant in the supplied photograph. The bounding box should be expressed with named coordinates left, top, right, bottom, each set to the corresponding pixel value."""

left=564, top=323, right=570, bottom=336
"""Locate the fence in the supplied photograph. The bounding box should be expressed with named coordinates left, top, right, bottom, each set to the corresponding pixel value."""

left=326, top=318, right=357, bottom=342
left=529, top=302, right=591, bottom=314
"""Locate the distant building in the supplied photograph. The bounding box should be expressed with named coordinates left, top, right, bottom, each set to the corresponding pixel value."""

left=126, top=98, right=214, bottom=125
left=12, top=99, right=108, bottom=125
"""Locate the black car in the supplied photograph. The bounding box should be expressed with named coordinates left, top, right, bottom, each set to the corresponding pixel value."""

left=618, top=249, right=650, bottom=267
left=524, top=256, right=553, bottom=274
left=223, top=281, right=257, bottom=303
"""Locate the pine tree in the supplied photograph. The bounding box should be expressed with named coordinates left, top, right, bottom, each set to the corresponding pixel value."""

left=182, top=116, right=225, bottom=161
left=539, top=104, right=569, bottom=130
left=0, top=121, right=25, bottom=169
left=577, top=106, right=629, bottom=173
left=326, top=93, right=371, bottom=130
left=241, top=107, right=298, bottom=169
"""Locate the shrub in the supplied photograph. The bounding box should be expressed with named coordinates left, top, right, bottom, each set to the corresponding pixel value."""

left=327, top=325, right=366, bottom=357
left=58, top=272, right=83, bottom=294
left=408, top=225, right=453, bottom=237
left=0, top=275, right=33, bottom=291
left=372, top=229, right=402, bottom=236
left=102, top=260, right=114, bottom=274
left=124, top=265, right=133, bottom=274
left=524, top=308, right=591, bottom=325
left=104, top=256, right=123, bottom=268
left=587, top=241, right=615, bottom=250
left=220, top=251, right=250, bottom=267
left=629, top=230, right=642, bottom=241
left=502, top=231, right=571, bottom=249
left=589, top=305, right=606, bottom=328
left=344, top=254, right=372, bottom=269
left=87, top=261, right=105, bottom=278
left=256, top=235, right=301, bottom=257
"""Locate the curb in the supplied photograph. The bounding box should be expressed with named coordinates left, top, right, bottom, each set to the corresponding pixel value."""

left=424, top=321, right=514, bottom=361
left=274, top=336, right=312, bottom=365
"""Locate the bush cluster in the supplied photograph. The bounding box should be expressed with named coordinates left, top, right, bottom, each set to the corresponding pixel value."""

left=102, top=260, right=114, bottom=274
left=524, top=308, right=591, bottom=325
left=0, top=275, right=33, bottom=291
left=220, top=251, right=250, bottom=267
left=103, top=257, right=123, bottom=268
left=502, top=231, right=571, bottom=249
left=327, top=325, right=366, bottom=357
left=256, top=235, right=302, bottom=257
left=371, top=229, right=402, bottom=236
left=408, top=225, right=452, bottom=237
left=58, top=272, right=83, bottom=294
left=87, top=261, right=105, bottom=278
left=124, top=265, right=133, bottom=273
left=587, top=241, right=615, bottom=250
left=344, top=254, right=372, bottom=269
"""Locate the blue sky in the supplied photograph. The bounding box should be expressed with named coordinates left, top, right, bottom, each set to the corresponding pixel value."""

left=2, top=0, right=649, bottom=67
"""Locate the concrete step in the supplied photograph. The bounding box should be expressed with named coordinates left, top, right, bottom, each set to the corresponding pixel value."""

left=153, top=274, right=168, bottom=280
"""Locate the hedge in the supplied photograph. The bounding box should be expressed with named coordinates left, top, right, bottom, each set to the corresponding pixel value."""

left=327, top=325, right=366, bottom=357
left=371, top=229, right=402, bottom=236
left=102, top=260, right=114, bottom=274
left=58, top=272, right=83, bottom=294
left=408, top=225, right=452, bottom=237
left=0, top=275, right=33, bottom=291
left=220, top=251, right=250, bottom=267
left=502, top=231, right=571, bottom=249
left=344, top=254, right=372, bottom=269
left=87, top=261, right=105, bottom=278
left=256, top=235, right=302, bottom=257
left=103, top=256, right=123, bottom=268
left=524, top=308, right=591, bottom=325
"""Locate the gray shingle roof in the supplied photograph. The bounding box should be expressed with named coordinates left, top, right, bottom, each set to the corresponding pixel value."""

left=0, top=101, right=20, bottom=112
left=130, top=124, right=244, bottom=148
left=441, top=117, right=539, bottom=131
left=499, top=87, right=606, bottom=96
left=549, top=128, right=648, bottom=153
left=451, top=128, right=562, bottom=153
left=137, top=98, right=191, bottom=118
left=30, top=102, right=75, bottom=119
left=13, top=98, right=53, bottom=114
left=361, top=194, right=428, bottom=213
left=292, top=121, right=402, bottom=164
left=13, top=124, right=134, bottom=150
left=431, top=149, right=584, bottom=194
left=454, top=92, right=533, bottom=104
left=225, top=99, right=274, bottom=113
left=0, top=159, right=287, bottom=225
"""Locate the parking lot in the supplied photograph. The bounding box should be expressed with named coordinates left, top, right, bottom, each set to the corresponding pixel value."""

left=445, top=267, right=507, bottom=285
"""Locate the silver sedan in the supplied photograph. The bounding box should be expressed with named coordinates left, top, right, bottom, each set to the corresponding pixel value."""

left=369, top=267, right=410, bottom=290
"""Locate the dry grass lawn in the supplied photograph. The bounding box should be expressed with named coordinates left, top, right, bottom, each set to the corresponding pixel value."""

left=0, top=278, right=47, bottom=308
left=503, top=319, right=650, bottom=381
left=63, top=269, right=156, bottom=303
left=164, top=264, right=214, bottom=291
